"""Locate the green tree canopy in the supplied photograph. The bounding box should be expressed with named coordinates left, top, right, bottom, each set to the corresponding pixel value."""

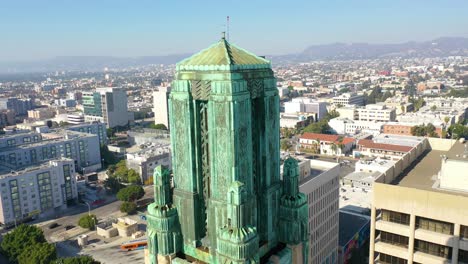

left=303, top=120, right=331, bottom=134
left=149, top=123, right=168, bottom=130
left=116, top=185, right=145, bottom=202
left=104, top=176, right=122, bottom=194
left=280, top=139, right=292, bottom=151
left=0, top=224, right=46, bottom=262
left=448, top=124, right=468, bottom=139
left=18, top=242, right=56, bottom=264
left=120, top=201, right=138, bottom=215
left=55, top=256, right=101, bottom=264
left=78, top=214, right=97, bottom=230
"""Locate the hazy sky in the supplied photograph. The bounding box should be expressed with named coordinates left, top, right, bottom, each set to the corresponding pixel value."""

left=1, top=0, right=468, bottom=61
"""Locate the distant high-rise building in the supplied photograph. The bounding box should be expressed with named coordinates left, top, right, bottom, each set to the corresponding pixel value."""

left=0, top=98, right=34, bottom=116
left=152, top=86, right=171, bottom=128
left=146, top=37, right=309, bottom=263
left=83, top=87, right=130, bottom=128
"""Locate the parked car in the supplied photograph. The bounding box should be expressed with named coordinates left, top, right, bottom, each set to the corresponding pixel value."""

left=48, top=223, right=59, bottom=229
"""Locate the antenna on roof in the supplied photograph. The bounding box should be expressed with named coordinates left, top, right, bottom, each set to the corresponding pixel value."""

left=227, top=16, right=230, bottom=41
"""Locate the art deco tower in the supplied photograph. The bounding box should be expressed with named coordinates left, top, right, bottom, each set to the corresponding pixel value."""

left=146, top=36, right=308, bottom=264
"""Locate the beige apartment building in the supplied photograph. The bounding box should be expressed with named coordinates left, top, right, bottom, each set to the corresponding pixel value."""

left=369, top=139, right=468, bottom=264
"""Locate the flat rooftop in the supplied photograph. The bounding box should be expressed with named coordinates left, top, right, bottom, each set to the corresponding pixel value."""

left=394, top=140, right=468, bottom=196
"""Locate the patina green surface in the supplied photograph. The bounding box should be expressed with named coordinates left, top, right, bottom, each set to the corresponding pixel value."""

left=147, top=38, right=309, bottom=264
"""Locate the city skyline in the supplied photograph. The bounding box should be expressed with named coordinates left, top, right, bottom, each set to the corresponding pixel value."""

left=2, top=0, right=468, bottom=61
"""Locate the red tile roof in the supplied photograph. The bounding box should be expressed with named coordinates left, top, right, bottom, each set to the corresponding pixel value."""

left=357, top=139, right=413, bottom=152
left=300, top=133, right=355, bottom=145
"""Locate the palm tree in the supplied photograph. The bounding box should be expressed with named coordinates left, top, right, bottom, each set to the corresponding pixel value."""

left=330, top=143, right=338, bottom=155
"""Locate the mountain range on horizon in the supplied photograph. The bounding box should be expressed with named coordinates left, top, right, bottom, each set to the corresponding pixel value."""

left=1, top=37, right=468, bottom=74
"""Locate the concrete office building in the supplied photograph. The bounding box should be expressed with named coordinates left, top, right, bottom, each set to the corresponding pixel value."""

left=357, top=104, right=396, bottom=122
left=152, top=86, right=171, bottom=128
left=65, top=122, right=107, bottom=146
left=0, top=110, right=15, bottom=127
left=55, top=98, right=76, bottom=108
left=336, top=106, right=359, bottom=120
left=0, top=158, right=78, bottom=225
left=126, top=143, right=171, bottom=184
left=83, top=87, right=130, bottom=128
left=296, top=159, right=341, bottom=264
left=0, top=130, right=101, bottom=172
left=0, top=98, right=34, bottom=116
left=332, top=93, right=364, bottom=106
left=369, top=138, right=468, bottom=264
left=329, top=117, right=384, bottom=136
left=27, top=108, right=55, bottom=120
left=284, top=97, right=328, bottom=120
left=67, top=113, right=85, bottom=125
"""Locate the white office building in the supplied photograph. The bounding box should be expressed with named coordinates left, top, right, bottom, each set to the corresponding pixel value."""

left=0, top=130, right=102, bottom=172
left=0, top=158, right=78, bottom=225
left=295, top=159, right=341, bottom=264
left=152, top=86, right=171, bottom=128
left=357, top=104, right=396, bottom=122
left=83, top=87, right=130, bottom=128
left=332, top=93, right=364, bottom=106
left=284, top=97, right=328, bottom=120
left=126, top=143, right=171, bottom=184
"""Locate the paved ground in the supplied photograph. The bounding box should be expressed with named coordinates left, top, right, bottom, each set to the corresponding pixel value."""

left=30, top=185, right=155, bottom=263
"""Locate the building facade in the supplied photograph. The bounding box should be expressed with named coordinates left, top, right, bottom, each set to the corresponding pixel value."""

left=152, top=86, right=171, bottom=128
left=146, top=38, right=309, bottom=264
left=0, top=98, right=34, bottom=116
left=0, top=130, right=101, bottom=172
left=65, top=122, right=107, bottom=146
left=298, top=159, right=340, bottom=264
left=126, top=143, right=171, bottom=185
left=83, top=87, right=130, bottom=128
left=357, top=104, right=396, bottom=122
left=0, top=158, right=78, bottom=225
left=332, top=93, right=364, bottom=106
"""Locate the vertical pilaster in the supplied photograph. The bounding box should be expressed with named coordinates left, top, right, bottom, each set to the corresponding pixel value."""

left=170, top=79, right=204, bottom=246
left=369, top=206, right=376, bottom=264
left=408, top=214, right=416, bottom=264
left=452, top=223, right=460, bottom=264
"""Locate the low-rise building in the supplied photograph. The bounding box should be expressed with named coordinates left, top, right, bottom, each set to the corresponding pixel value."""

left=280, top=112, right=316, bottom=129
left=333, top=93, right=364, bottom=106
left=126, top=143, right=171, bottom=184
left=65, top=122, right=107, bottom=146
left=357, top=104, right=396, bottom=122
left=0, top=158, right=78, bottom=225
left=27, top=108, right=55, bottom=120
left=329, top=117, right=383, bottom=136
left=284, top=97, right=328, bottom=120
left=300, top=133, right=355, bottom=156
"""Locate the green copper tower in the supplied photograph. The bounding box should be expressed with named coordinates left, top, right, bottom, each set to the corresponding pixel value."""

left=146, top=37, right=309, bottom=264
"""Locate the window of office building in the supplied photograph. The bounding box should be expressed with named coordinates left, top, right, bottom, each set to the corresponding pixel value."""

left=416, top=217, right=453, bottom=235
left=8, top=153, right=16, bottom=165
left=65, top=143, right=72, bottom=158
left=380, top=231, right=409, bottom=248
left=459, top=249, right=468, bottom=263
left=7, top=139, right=16, bottom=146
left=415, top=240, right=452, bottom=259
left=30, top=149, right=37, bottom=163
left=379, top=253, right=407, bottom=264
left=461, top=225, right=468, bottom=239
left=63, top=164, right=73, bottom=201
left=381, top=209, right=410, bottom=225
left=37, top=172, right=53, bottom=211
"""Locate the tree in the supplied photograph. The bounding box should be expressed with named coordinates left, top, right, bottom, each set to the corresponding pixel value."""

left=444, top=116, right=450, bottom=125
left=120, top=201, right=138, bottom=215
left=55, top=256, right=101, bottom=264
left=18, top=242, right=56, bottom=264
left=127, top=169, right=141, bottom=184
left=116, top=185, right=145, bottom=202
left=1, top=224, right=46, bottom=263
left=103, top=176, right=122, bottom=194
left=149, top=123, right=168, bottom=130
left=330, top=143, right=338, bottom=155
left=280, top=139, right=292, bottom=151
left=448, top=124, right=468, bottom=139
left=78, top=214, right=97, bottom=230
left=430, top=105, right=437, bottom=111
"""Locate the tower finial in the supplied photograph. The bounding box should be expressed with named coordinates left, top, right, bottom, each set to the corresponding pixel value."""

left=227, top=16, right=230, bottom=41
left=221, top=31, right=226, bottom=40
